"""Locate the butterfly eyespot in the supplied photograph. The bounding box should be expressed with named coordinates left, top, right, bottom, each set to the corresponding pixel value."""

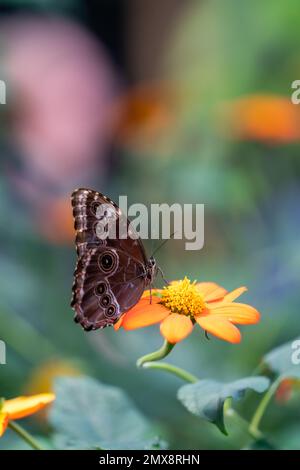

left=90, top=201, right=100, bottom=215
left=98, top=251, right=118, bottom=274
left=95, top=282, right=106, bottom=296
left=106, top=305, right=116, bottom=317
left=100, top=294, right=111, bottom=307
left=101, top=254, right=112, bottom=268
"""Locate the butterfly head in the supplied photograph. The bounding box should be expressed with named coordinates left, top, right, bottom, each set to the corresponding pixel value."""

left=145, top=256, right=158, bottom=285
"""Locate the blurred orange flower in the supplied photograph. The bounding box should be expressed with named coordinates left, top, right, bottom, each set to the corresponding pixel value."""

left=221, top=94, right=300, bottom=143
left=115, top=278, right=260, bottom=344
left=25, top=359, right=82, bottom=395
left=276, top=378, right=300, bottom=403
left=0, top=393, right=55, bottom=437
left=115, top=81, right=176, bottom=150
left=37, top=196, right=75, bottom=245
left=276, top=379, right=294, bottom=403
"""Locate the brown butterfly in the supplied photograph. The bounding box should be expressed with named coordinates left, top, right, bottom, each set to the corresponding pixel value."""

left=71, top=188, right=158, bottom=331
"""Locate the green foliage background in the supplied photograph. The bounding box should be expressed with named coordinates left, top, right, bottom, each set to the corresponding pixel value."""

left=0, top=0, right=300, bottom=450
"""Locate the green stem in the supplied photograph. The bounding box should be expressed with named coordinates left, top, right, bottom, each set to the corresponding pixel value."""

left=137, top=339, right=198, bottom=383
left=226, top=408, right=263, bottom=441
left=137, top=340, right=174, bottom=367
left=249, top=377, right=281, bottom=435
left=8, top=421, right=43, bottom=450
left=142, top=361, right=198, bottom=383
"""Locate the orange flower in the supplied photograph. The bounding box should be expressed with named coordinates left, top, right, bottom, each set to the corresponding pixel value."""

left=115, top=81, right=176, bottom=151
left=25, top=359, right=82, bottom=395
left=275, top=378, right=300, bottom=403
left=115, top=278, right=260, bottom=344
left=220, top=94, right=300, bottom=143
left=276, top=379, right=294, bottom=403
left=37, top=196, right=75, bottom=245
left=0, top=393, right=55, bottom=437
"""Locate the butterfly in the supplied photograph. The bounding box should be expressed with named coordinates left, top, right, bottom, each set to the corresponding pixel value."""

left=71, top=188, right=158, bottom=331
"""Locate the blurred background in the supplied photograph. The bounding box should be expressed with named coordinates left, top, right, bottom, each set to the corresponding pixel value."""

left=0, top=0, right=300, bottom=450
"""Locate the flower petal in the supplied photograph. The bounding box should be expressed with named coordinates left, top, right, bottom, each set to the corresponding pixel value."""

left=208, top=302, right=260, bottom=324
left=113, top=316, right=124, bottom=331
left=196, top=282, right=227, bottom=302
left=196, top=315, right=241, bottom=343
left=160, top=313, right=193, bottom=344
left=142, top=289, right=162, bottom=298
left=0, top=413, right=8, bottom=437
left=223, top=287, right=247, bottom=302
left=121, top=297, right=169, bottom=330
left=3, top=393, right=55, bottom=420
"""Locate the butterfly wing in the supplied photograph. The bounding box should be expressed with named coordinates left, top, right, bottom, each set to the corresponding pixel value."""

left=71, top=246, right=146, bottom=330
left=71, top=188, right=149, bottom=330
left=71, top=188, right=147, bottom=261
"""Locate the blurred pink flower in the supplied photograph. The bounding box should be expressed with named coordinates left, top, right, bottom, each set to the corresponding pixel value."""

left=2, top=15, right=118, bottom=191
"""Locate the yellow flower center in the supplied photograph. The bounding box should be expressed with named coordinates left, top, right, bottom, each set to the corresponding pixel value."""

left=160, top=277, right=205, bottom=317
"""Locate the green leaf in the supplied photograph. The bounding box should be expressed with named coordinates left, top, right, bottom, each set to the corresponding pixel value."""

left=177, top=376, right=270, bottom=435
left=50, top=376, right=166, bottom=450
left=263, top=337, right=300, bottom=379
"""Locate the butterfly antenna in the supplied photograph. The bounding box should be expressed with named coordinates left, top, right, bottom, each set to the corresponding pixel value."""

left=158, top=266, right=169, bottom=286
left=150, top=231, right=176, bottom=258
left=150, top=234, right=155, bottom=260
